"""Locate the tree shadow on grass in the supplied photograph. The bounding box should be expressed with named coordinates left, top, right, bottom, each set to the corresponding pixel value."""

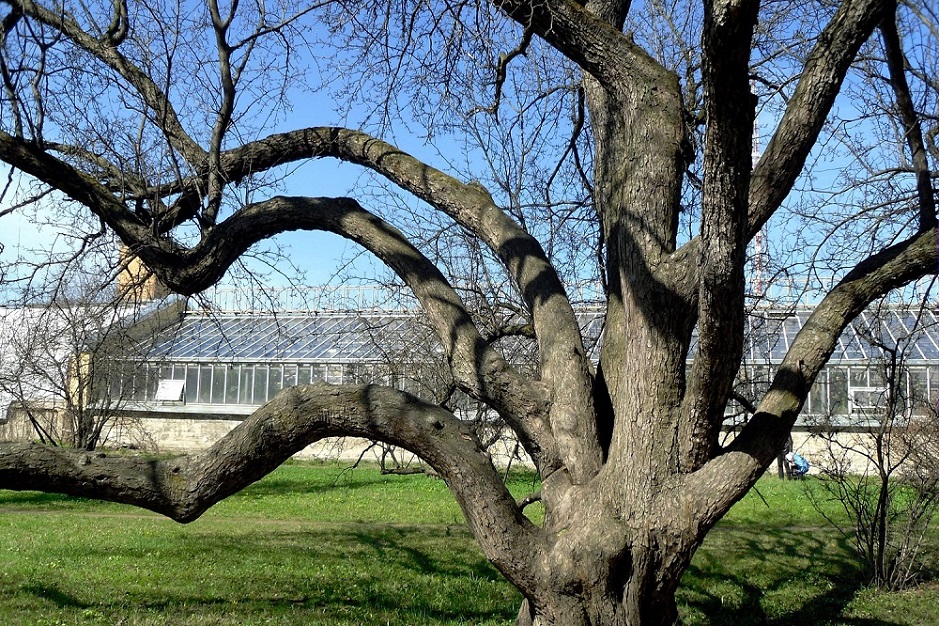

left=230, top=472, right=436, bottom=499
left=680, top=525, right=902, bottom=626
left=21, top=584, right=89, bottom=609
left=344, top=525, right=505, bottom=583
left=43, top=523, right=516, bottom=624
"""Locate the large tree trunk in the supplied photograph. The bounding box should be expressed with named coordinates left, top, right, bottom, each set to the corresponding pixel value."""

left=0, top=1, right=933, bottom=625
left=514, top=505, right=699, bottom=626
left=502, top=9, right=698, bottom=623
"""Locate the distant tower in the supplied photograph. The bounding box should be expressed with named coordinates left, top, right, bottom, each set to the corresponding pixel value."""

left=117, top=245, right=169, bottom=304
left=750, top=89, right=768, bottom=298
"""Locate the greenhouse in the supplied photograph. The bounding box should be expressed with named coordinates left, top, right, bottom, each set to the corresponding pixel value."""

left=109, top=302, right=939, bottom=426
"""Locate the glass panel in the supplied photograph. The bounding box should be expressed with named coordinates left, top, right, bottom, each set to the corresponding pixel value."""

left=185, top=365, right=198, bottom=403
left=768, top=319, right=788, bottom=360
left=929, top=366, right=938, bottom=406
left=145, top=367, right=158, bottom=401
left=311, top=364, right=326, bottom=382
left=917, top=326, right=939, bottom=359
left=268, top=365, right=283, bottom=397
left=809, top=373, right=827, bottom=416
left=830, top=367, right=848, bottom=414
left=253, top=365, right=268, bottom=404
left=126, top=364, right=140, bottom=401
left=843, top=329, right=867, bottom=359
left=850, top=368, right=868, bottom=387
left=747, top=317, right=769, bottom=362
left=110, top=362, right=124, bottom=399
left=225, top=365, right=240, bottom=404
left=119, top=362, right=135, bottom=399
left=283, top=365, right=298, bottom=389
left=240, top=366, right=254, bottom=404
left=212, top=366, right=226, bottom=403
left=198, top=365, right=212, bottom=403
left=750, top=365, right=771, bottom=399
left=327, top=364, right=342, bottom=383
left=106, top=366, right=119, bottom=400
left=853, top=388, right=886, bottom=411
left=298, top=365, right=312, bottom=385
left=343, top=364, right=359, bottom=383
left=372, top=364, right=391, bottom=386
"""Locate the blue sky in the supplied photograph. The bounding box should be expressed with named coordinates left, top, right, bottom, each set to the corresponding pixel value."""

left=0, top=152, right=386, bottom=293
left=0, top=2, right=925, bottom=305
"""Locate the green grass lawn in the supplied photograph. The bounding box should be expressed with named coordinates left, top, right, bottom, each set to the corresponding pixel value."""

left=1, top=462, right=936, bottom=625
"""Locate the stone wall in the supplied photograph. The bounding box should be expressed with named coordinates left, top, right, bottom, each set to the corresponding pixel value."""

left=2, top=403, right=913, bottom=476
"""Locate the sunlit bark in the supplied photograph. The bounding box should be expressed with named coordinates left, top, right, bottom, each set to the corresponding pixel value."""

left=0, top=0, right=935, bottom=623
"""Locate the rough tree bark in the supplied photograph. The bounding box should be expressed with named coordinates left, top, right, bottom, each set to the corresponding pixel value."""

left=0, top=0, right=935, bottom=624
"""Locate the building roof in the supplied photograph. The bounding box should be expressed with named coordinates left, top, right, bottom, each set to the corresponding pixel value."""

left=138, top=305, right=939, bottom=366
left=144, top=312, right=438, bottom=363
left=740, top=308, right=939, bottom=364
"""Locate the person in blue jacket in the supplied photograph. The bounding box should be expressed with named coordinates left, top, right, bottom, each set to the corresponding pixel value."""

left=785, top=452, right=810, bottom=478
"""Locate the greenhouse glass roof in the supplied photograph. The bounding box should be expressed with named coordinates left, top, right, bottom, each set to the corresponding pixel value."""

left=739, top=308, right=939, bottom=364
left=145, top=313, right=434, bottom=362
left=141, top=306, right=939, bottom=365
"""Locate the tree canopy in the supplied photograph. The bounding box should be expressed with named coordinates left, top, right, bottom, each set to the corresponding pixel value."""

left=0, top=0, right=936, bottom=624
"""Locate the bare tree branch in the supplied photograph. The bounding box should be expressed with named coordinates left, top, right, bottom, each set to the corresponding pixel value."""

left=881, top=3, right=937, bottom=231
left=5, top=0, right=205, bottom=164
left=0, top=382, right=544, bottom=592
left=747, top=0, right=890, bottom=237
left=102, top=0, right=127, bottom=46
left=678, top=0, right=759, bottom=471
left=684, top=226, right=938, bottom=527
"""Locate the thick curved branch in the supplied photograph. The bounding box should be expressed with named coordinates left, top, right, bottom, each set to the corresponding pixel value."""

left=679, top=226, right=937, bottom=528
left=0, top=383, right=543, bottom=593
left=0, top=119, right=598, bottom=480
left=215, top=126, right=601, bottom=481
left=7, top=0, right=205, bottom=164
left=881, top=5, right=937, bottom=231
left=678, top=0, right=759, bottom=471
left=747, top=0, right=889, bottom=236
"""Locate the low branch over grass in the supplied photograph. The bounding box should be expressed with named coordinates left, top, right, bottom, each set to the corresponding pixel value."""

left=0, top=383, right=539, bottom=581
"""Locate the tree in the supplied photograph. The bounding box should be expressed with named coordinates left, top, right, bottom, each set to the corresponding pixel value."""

left=0, top=260, right=182, bottom=450
left=0, top=0, right=935, bottom=624
left=809, top=298, right=939, bottom=591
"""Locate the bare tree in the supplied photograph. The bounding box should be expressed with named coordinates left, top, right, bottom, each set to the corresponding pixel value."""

left=0, top=258, right=183, bottom=450
left=0, top=0, right=936, bottom=624
left=809, top=297, right=939, bottom=591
